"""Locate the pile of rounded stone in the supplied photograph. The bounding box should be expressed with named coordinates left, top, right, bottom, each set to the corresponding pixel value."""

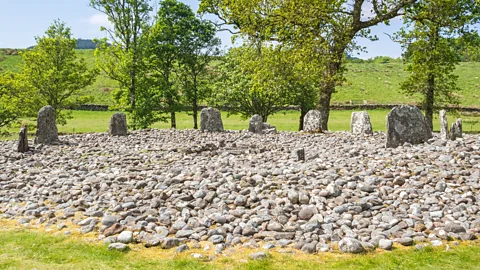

left=1, top=129, right=480, bottom=255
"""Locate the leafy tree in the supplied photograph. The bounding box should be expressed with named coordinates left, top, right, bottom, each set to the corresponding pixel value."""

left=147, top=0, right=192, bottom=129
left=21, top=20, right=97, bottom=125
left=178, top=18, right=221, bottom=129
left=200, top=0, right=418, bottom=130
left=0, top=72, right=36, bottom=129
left=212, top=45, right=293, bottom=122
left=397, top=0, right=480, bottom=130
left=90, top=0, right=152, bottom=129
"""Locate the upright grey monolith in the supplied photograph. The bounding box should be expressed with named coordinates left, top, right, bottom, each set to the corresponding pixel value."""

left=200, top=107, right=224, bottom=132
left=17, top=125, right=29, bottom=153
left=109, top=113, right=128, bottom=136
left=248, top=114, right=276, bottom=134
left=385, top=105, right=432, bottom=148
left=350, top=111, right=373, bottom=135
left=439, top=110, right=448, bottom=140
left=34, top=105, right=58, bottom=144
left=303, top=110, right=322, bottom=132
left=450, top=118, right=462, bottom=140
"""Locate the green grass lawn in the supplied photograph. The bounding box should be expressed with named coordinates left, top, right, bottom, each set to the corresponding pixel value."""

left=3, top=109, right=480, bottom=140
left=1, top=227, right=480, bottom=270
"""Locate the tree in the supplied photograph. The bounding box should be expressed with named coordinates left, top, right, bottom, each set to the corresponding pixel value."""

left=147, top=0, right=203, bottom=129
left=21, top=20, right=97, bottom=125
left=179, top=18, right=221, bottom=129
left=90, top=0, right=152, bottom=129
left=397, top=0, right=480, bottom=130
left=0, top=72, right=36, bottom=129
left=212, top=45, right=292, bottom=122
left=200, top=0, right=418, bottom=130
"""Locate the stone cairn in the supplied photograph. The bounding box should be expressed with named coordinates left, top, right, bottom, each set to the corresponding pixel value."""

left=450, top=118, right=463, bottom=140
left=439, top=110, right=449, bottom=140
left=350, top=111, right=373, bottom=135
left=200, top=107, right=224, bottom=132
left=34, top=105, right=58, bottom=145
left=303, top=110, right=323, bottom=132
left=385, top=105, right=432, bottom=148
left=109, top=113, right=128, bottom=136
left=248, top=114, right=276, bottom=134
left=17, top=125, right=29, bottom=153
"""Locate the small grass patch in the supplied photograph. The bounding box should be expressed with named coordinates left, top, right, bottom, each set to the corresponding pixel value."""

left=0, top=226, right=480, bottom=270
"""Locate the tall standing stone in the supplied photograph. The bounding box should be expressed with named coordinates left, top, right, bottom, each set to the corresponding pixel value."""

left=17, top=125, right=29, bottom=153
left=350, top=111, right=373, bottom=135
left=385, top=105, right=432, bottom=148
left=303, top=110, right=322, bottom=132
left=109, top=113, right=128, bottom=136
left=34, top=105, right=58, bottom=144
left=439, top=110, right=448, bottom=140
left=200, top=107, right=224, bottom=132
left=450, top=118, right=462, bottom=140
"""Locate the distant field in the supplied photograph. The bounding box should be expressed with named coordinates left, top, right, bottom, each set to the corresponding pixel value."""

left=2, top=49, right=479, bottom=107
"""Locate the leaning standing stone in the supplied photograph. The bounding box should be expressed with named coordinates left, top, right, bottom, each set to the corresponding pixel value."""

left=450, top=118, right=462, bottom=140
left=439, top=110, right=448, bottom=140
left=350, top=111, right=373, bottom=135
left=385, top=105, right=432, bottom=148
left=109, top=113, right=128, bottom=136
left=303, top=110, right=322, bottom=132
left=17, top=125, right=29, bottom=153
left=34, top=105, right=58, bottom=144
left=200, top=108, right=224, bottom=132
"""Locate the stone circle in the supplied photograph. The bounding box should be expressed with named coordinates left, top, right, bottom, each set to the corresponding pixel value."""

left=1, top=129, right=480, bottom=255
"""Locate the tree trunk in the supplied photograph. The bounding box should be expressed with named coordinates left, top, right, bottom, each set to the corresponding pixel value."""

left=193, top=77, right=198, bottom=129
left=193, top=98, right=198, bottom=130
left=171, top=110, right=176, bottom=129
left=425, top=73, right=435, bottom=131
left=299, top=106, right=308, bottom=131
left=316, top=52, right=343, bottom=131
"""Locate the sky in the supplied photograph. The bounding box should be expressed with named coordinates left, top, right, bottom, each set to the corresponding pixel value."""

left=0, top=0, right=406, bottom=59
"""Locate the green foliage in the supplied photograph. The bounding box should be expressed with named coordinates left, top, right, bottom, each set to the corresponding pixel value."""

left=212, top=45, right=317, bottom=125
left=146, top=0, right=199, bottom=129
left=397, top=0, right=480, bottom=129
left=0, top=72, right=36, bottom=128
left=200, top=0, right=418, bottom=130
left=20, top=20, right=97, bottom=125
left=90, top=0, right=152, bottom=129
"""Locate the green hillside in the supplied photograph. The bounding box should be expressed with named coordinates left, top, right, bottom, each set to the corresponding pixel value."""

left=1, top=49, right=479, bottom=107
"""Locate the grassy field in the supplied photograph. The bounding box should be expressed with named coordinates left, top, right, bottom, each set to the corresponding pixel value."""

left=3, top=109, right=480, bottom=140
left=1, top=224, right=480, bottom=270
left=1, top=49, right=480, bottom=107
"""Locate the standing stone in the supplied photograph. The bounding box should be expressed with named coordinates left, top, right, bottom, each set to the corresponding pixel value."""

left=248, top=114, right=277, bottom=134
left=292, top=148, right=305, bottom=161
left=450, top=118, right=462, bottom=140
left=109, top=113, right=128, bottom=136
left=350, top=111, right=373, bottom=135
left=17, top=125, right=29, bottom=153
left=439, top=110, right=448, bottom=140
left=385, top=105, right=432, bottom=148
left=200, top=108, right=224, bottom=132
left=303, top=110, right=322, bottom=132
left=34, top=105, right=58, bottom=144
left=249, top=115, right=264, bottom=133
